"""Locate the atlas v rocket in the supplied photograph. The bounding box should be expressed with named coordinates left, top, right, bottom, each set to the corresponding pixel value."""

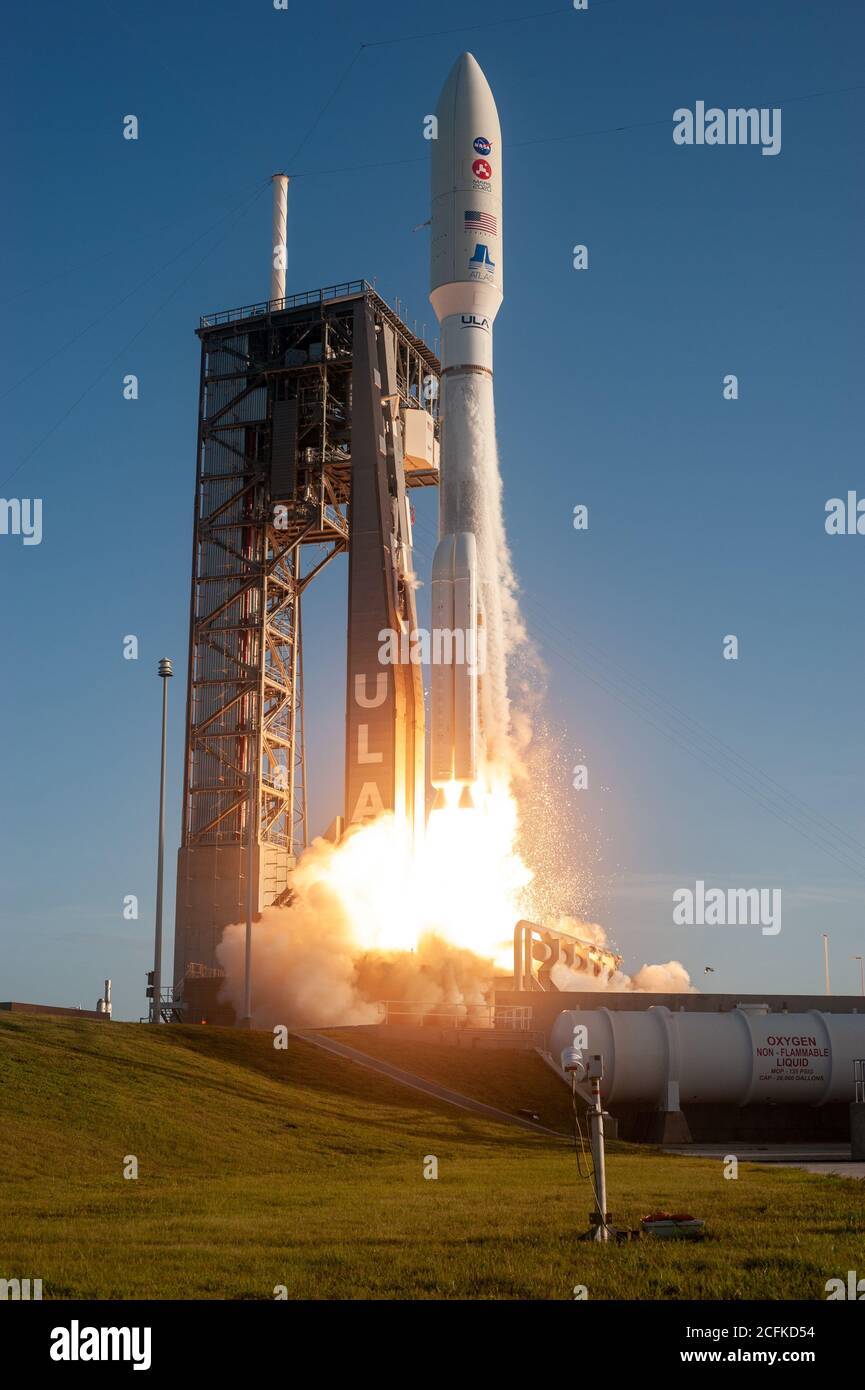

left=429, top=53, right=503, bottom=800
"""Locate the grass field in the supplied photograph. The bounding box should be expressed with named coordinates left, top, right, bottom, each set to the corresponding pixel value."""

left=0, top=1014, right=861, bottom=1300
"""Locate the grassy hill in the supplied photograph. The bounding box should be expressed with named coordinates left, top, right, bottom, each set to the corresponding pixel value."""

left=0, top=1014, right=862, bottom=1300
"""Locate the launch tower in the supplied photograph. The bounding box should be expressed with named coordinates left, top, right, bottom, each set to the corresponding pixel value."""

left=173, top=282, right=439, bottom=995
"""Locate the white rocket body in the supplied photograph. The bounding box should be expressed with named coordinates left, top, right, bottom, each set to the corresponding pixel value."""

left=429, top=53, right=503, bottom=790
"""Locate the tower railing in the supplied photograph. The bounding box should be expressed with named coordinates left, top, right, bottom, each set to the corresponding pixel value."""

left=200, top=281, right=371, bottom=327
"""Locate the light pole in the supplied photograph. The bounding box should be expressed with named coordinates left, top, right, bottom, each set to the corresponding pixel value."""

left=822, top=933, right=831, bottom=996
left=151, top=658, right=173, bottom=1023
left=854, top=956, right=865, bottom=998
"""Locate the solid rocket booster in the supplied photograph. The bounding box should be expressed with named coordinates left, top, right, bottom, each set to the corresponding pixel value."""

left=430, top=533, right=480, bottom=786
left=429, top=52, right=503, bottom=790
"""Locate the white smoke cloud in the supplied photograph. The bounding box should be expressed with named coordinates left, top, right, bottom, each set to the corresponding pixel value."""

left=218, top=903, right=381, bottom=1030
left=541, top=909, right=696, bottom=994
left=550, top=953, right=697, bottom=994
left=626, top=959, right=696, bottom=993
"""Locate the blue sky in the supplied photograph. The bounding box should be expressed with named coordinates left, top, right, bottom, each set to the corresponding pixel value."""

left=1, top=0, right=863, bottom=1020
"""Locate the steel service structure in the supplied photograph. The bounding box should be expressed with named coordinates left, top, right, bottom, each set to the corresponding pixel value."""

left=172, top=282, right=439, bottom=997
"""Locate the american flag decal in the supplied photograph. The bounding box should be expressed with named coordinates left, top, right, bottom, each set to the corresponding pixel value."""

left=465, top=209, right=497, bottom=236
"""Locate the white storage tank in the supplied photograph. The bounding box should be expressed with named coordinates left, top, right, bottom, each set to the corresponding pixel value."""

left=549, top=1005, right=865, bottom=1108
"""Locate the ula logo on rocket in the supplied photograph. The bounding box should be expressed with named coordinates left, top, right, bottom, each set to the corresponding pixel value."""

left=460, top=314, right=490, bottom=332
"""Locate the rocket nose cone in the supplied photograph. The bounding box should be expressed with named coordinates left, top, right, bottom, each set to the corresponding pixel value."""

left=437, top=50, right=496, bottom=111
left=444, top=50, right=491, bottom=95
left=454, top=51, right=481, bottom=76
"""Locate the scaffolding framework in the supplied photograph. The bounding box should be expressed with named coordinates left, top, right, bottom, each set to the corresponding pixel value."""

left=174, top=282, right=439, bottom=988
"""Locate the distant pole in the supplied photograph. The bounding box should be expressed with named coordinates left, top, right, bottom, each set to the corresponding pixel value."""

left=270, top=174, right=289, bottom=305
left=241, top=739, right=255, bottom=1029
left=855, top=955, right=864, bottom=997
left=152, top=659, right=173, bottom=1023
left=822, top=933, right=831, bottom=996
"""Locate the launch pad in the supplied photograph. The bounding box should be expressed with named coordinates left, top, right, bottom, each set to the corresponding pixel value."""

left=169, top=279, right=628, bottom=1021
left=173, top=282, right=440, bottom=1001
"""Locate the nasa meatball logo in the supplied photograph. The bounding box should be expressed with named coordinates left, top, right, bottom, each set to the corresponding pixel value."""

left=471, top=158, right=492, bottom=180
left=473, top=136, right=492, bottom=156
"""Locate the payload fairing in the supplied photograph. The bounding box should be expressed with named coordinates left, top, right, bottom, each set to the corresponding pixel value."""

left=429, top=53, right=503, bottom=796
